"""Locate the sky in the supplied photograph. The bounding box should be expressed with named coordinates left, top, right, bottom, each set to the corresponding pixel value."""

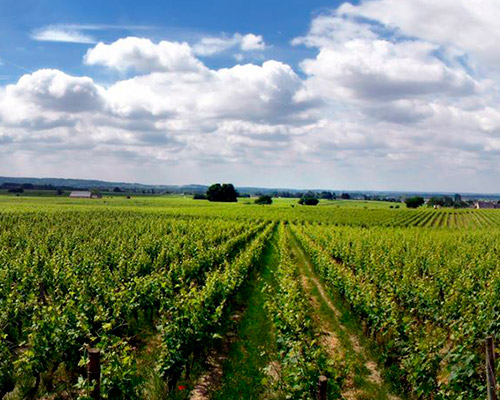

left=0, top=0, right=499, bottom=193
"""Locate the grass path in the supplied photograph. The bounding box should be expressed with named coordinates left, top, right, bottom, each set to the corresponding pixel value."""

left=207, top=227, right=279, bottom=400
left=286, top=225, right=402, bottom=400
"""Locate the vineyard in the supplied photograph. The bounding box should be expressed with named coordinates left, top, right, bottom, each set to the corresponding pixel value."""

left=0, top=196, right=499, bottom=399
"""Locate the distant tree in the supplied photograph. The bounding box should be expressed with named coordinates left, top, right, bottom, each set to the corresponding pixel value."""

left=206, top=183, right=238, bottom=202
left=255, top=195, right=272, bottom=205
left=56, top=189, right=63, bottom=195
left=113, top=187, right=122, bottom=193
left=405, top=196, right=424, bottom=208
left=340, top=193, right=351, bottom=200
left=443, top=196, right=454, bottom=207
left=193, top=193, right=207, bottom=200
left=428, top=197, right=444, bottom=207
left=454, top=193, right=462, bottom=203
left=299, top=196, right=319, bottom=206
left=2, top=182, right=19, bottom=189
left=21, top=183, right=34, bottom=190
left=320, top=191, right=334, bottom=200
left=8, top=187, right=23, bottom=193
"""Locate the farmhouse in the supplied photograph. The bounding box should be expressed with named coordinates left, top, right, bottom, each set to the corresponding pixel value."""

left=69, top=191, right=101, bottom=199
left=474, top=201, right=500, bottom=209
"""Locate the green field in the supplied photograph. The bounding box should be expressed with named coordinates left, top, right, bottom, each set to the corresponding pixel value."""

left=0, top=195, right=499, bottom=399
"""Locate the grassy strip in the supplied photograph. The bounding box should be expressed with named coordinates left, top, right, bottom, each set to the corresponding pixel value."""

left=212, top=225, right=279, bottom=400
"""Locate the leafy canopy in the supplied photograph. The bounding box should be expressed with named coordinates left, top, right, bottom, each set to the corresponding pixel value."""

left=206, top=183, right=238, bottom=202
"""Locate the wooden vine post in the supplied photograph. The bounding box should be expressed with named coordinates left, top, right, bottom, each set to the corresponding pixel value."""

left=486, top=336, right=497, bottom=400
left=87, top=348, right=101, bottom=400
left=317, top=375, right=327, bottom=400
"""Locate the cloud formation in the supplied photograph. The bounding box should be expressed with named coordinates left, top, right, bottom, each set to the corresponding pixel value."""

left=31, top=26, right=96, bottom=44
left=338, top=0, right=500, bottom=69
left=3, top=1, right=500, bottom=192
left=193, top=33, right=266, bottom=56
left=84, top=37, right=205, bottom=73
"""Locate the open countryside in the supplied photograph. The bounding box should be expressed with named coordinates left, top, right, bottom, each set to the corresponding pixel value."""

left=0, top=193, right=499, bottom=399
left=1, top=0, right=500, bottom=398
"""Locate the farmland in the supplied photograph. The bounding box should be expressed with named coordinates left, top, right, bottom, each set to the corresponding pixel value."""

left=0, top=195, right=499, bottom=399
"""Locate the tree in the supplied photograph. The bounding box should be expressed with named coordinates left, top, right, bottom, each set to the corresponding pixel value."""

left=299, top=196, right=319, bottom=206
left=193, top=193, right=207, bottom=200
left=255, top=195, right=272, bottom=205
left=443, top=196, right=454, bottom=207
left=320, top=191, right=335, bottom=200
left=405, top=196, right=424, bottom=208
left=206, top=183, right=238, bottom=202
left=340, top=193, right=351, bottom=200
left=113, top=187, right=122, bottom=193
left=427, top=197, right=444, bottom=207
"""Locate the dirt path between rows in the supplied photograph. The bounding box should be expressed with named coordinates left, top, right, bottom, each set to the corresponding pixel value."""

left=189, top=313, right=242, bottom=400
left=286, top=226, right=400, bottom=400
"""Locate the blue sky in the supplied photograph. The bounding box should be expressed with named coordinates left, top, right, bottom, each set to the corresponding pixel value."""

left=1, top=0, right=500, bottom=192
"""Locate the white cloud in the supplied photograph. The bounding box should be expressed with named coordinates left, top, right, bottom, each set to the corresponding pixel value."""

left=104, top=59, right=306, bottom=124
left=193, top=33, right=266, bottom=56
left=299, top=38, right=477, bottom=102
left=10, top=69, right=104, bottom=111
left=3, top=3, right=500, bottom=192
left=0, top=41, right=311, bottom=179
left=0, top=69, right=105, bottom=131
left=31, top=26, right=96, bottom=44
left=338, top=0, right=500, bottom=70
left=240, top=33, right=266, bottom=51
left=30, top=24, right=155, bottom=44
left=84, top=37, right=205, bottom=73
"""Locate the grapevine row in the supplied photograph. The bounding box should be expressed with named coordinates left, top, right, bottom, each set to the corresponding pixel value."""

left=292, top=222, right=500, bottom=399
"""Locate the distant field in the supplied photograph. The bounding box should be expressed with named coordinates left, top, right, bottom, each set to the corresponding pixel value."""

left=0, top=195, right=498, bottom=399
left=0, top=194, right=497, bottom=228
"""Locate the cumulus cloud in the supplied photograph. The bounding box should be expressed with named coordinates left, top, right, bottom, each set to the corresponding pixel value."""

left=0, top=39, right=311, bottom=179
left=288, top=1, right=500, bottom=191
left=7, top=69, right=104, bottom=112
left=84, top=37, right=205, bottom=73
left=103, top=59, right=310, bottom=132
left=338, top=0, right=500, bottom=69
left=0, top=69, right=105, bottom=132
left=294, top=11, right=480, bottom=106
left=299, top=39, right=478, bottom=102
left=193, top=33, right=266, bottom=56
left=2, top=3, right=500, bottom=192
left=240, top=33, right=266, bottom=51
